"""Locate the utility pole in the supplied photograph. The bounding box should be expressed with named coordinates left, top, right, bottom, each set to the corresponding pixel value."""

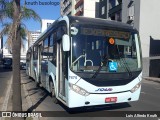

left=0, top=36, right=3, bottom=59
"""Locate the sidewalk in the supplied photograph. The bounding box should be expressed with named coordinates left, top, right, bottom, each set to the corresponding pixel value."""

left=21, top=71, right=40, bottom=120
left=2, top=70, right=40, bottom=120
left=142, top=76, right=160, bottom=83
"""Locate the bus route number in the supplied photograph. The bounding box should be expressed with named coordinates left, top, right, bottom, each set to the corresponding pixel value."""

left=69, top=76, right=77, bottom=79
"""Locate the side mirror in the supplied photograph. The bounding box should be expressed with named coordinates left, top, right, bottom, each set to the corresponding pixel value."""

left=62, top=34, right=70, bottom=51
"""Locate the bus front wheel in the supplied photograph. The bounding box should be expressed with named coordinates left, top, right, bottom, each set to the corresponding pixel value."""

left=49, top=80, right=58, bottom=104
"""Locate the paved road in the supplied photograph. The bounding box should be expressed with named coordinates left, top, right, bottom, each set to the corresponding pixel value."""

left=0, top=68, right=159, bottom=120
left=0, top=66, right=12, bottom=110
left=21, top=70, right=160, bottom=120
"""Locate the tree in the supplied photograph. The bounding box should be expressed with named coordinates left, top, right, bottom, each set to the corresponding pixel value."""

left=0, top=1, right=41, bottom=51
left=0, top=0, right=41, bottom=111
left=12, top=0, right=21, bottom=111
left=1, top=23, right=32, bottom=53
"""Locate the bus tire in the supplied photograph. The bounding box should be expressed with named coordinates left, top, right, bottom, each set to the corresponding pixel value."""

left=28, top=76, right=31, bottom=79
left=35, top=73, right=40, bottom=87
left=49, top=80, right=58, bottom=104
left=36, top=82, right=40, bottom=87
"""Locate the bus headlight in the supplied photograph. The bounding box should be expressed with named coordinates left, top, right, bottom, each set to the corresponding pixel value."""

left=69, top=83, right=90, bottom=96
left=130, top=82, right=141, bottom=93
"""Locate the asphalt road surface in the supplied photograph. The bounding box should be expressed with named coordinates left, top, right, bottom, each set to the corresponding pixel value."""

left=21, top=70, right=160, bottom=120
left=0, top=66, right=12, bottom=110
left=0, top=68, right=159, bottom=120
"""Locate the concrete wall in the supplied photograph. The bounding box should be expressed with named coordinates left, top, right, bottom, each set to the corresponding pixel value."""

left=84, top=0, right=99, bottom=18
left=139, top=0, right=160, bottom=57
left=41, top=19, right=55, bottom=33
left=71, top=0, right=76, bottom=15
left=122, top=0, right=140, bottom=30
left=142, top=57, right=150, bottom=77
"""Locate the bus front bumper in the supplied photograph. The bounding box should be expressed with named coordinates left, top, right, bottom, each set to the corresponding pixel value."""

left=68, top=87, right=141, bottom=108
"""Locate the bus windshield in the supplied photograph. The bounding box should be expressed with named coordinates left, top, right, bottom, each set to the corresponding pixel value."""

left=70, top=24, right=142, bottom=74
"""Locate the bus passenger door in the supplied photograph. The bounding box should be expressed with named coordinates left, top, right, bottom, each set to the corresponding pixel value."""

left=38, top=44, right=42, bottom=84
left=41, top=44, right=48, bottom=87
left=57, top=41, right=67, bottom=100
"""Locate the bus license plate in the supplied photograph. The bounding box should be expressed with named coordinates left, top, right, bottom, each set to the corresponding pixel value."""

left=105, top=97, right=117, bottom=103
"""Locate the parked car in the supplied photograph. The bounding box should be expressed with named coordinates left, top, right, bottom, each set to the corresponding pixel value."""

left=20, top=62, right=26, bottom=70
left=3, top=58, right=12, bottom=69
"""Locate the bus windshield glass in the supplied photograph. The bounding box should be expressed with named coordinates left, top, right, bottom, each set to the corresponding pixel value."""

left=70, top=24, right=142, bottom=73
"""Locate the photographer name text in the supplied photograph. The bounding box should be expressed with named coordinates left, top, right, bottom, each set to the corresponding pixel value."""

left=126, top=113, right=157, bottom=118
left=25, top=1, right=59, bottom=6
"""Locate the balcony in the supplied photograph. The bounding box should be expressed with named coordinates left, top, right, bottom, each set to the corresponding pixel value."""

left=62, top=0, right=68, bottom=4
left=109, top=3, right=122, bottom=16
left=75, top=0, right=84, bottom=9
left=75, top=8, right=83, bottom=16
left=127, top=15, right=134, bottom=24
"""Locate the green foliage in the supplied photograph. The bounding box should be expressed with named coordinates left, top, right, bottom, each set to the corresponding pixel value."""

left=0, top=0, right=41, bottom=49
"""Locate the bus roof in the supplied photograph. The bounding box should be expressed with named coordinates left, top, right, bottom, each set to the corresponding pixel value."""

left=68, top=16, right=134, bottom=31
left=31, top=16, right=136, bottom=48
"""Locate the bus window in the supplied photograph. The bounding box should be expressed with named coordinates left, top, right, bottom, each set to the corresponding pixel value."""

left=42, top=38, right=49, bottom=60
left=48, top=34, right=53, bottom=62
left=33, top=46, right=38, bottom=60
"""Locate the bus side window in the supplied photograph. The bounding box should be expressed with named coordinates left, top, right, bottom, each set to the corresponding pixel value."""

left=43, top=37, right=49, bottom=60
left=33, top=46, right=38, bottom=60
left=57, top=22, right=67, bottom=40
left=62, top=25, right=67, bottom=35
left=48, top=34, right=53, bottom=62
left=52, top=31, right=57, bottom=66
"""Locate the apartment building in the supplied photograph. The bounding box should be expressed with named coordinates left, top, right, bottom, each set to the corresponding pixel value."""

left=41, top=19, right=55, bottom=33
left=60, top=0, right=75, bottom=16
left=28, top=30, right=41, bottom=47
left=60, top=0, right=99, bottom=18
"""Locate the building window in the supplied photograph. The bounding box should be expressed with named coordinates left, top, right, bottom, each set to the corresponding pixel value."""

left=47, top=23, right=52, bottom=28
left=109, top=0, right=115, bottom=9
left=115, top=11, right=122, bottom=21
left=128, top=5, right=134, bottom=17
left=102, top=6, right=105, bottom=15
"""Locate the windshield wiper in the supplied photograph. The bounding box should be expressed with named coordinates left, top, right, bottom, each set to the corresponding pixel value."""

left=116, top=46, right=133, bottom=78
left=91, top=64, right=103, bottom=79
left=91, top=56, right=108, bottom=79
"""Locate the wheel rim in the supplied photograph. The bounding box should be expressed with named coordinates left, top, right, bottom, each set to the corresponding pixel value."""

left=50, top=82, right=55, bottom=97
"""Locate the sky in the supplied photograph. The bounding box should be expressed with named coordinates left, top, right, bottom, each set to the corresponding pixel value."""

left=0, top=0, right=60, bottom=46
left=22, top=0, right=60, bottom=31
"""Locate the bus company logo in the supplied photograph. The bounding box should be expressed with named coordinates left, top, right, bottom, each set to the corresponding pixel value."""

left=95, top=88, right=113, bottom=92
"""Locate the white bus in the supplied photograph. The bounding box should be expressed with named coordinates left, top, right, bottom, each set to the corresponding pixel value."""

left=26, top=16, right=142, bottom=108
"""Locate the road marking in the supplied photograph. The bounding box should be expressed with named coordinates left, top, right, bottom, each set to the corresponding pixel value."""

left=141, top=92, right=146, bottom=94
left=0, top=76, right=12, bottom=120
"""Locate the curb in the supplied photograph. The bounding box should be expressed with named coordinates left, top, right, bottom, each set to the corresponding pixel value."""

left=143, top=77, right=160, bottom=83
